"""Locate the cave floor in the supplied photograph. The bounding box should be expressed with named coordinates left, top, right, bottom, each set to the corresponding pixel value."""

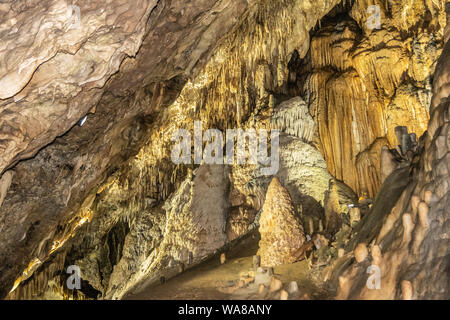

left=125, top=233, right=331, bottom=300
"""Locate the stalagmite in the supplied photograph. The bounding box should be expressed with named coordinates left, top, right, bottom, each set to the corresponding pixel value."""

left=257, top=177, right=306, bottom=267
left=327, top=0, right=449, bottom=300
left=0, top=171, right=13, bottom=209
left=402, top=213, right=414, bottom=244
left=401, top=280, right=413, bottom=300
left=424, top=191, right=433, bottom=205
left=253, top=255, right=261, bottom=269
left=418, top=202, right=430, bottom=228
left=220, top=253, right=226, bottom=265
left=2, top=0, right=449, bottom=302
left=354, top=243, right=368, bottom=263
left=338, top=276, right=351, bottom=299
left=349, top=207, right=361, bottom=226
left=280, top=290, right=289, bottom=300
left=380, top=146, right=399, bottom=182
left=271, top=97, right=315, bottom=142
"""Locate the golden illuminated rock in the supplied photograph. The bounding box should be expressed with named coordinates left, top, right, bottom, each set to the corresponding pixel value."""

left=257, top=177, right=306, bottom=267
left=301, top=0, right=445, bottom=197
left=354, top=243, right=368, bottom=263
left=335, top=1, right=450, bottom=300
left=220, top=253, right=227, bottom=265
left=3, top=0, right=449, bottom=301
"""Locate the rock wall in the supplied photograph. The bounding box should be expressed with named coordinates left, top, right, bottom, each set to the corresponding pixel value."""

left=331, top=3, right=450, bottom=299
left=0, top=0, right=250, bottom=176
left=2, top=0, right=344, bottom=299
left=298, top=0, right=446, bottom=197
left=1, top=0, right=448, bottom=300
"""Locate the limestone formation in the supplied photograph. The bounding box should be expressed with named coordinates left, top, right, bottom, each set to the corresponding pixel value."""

left=220, top=253, right=226, bottom=265
left=287, top=281, right=299, bottom=294
left=271, top=97, right=315, bottom=142
left=380, top=146, right=401, bottom=183
left=349, top=207, right=361, bottom=226
left=258, top=284, right=266, bottom=295
left=371, top=245, right=382, bottom=266
left=0, top=0, right=349, bottom=298
left=0, top=170, right=13, bottom=209
left=253, top=255, right=261, bottom=269
left=401, top=281, right=414, bottom=300
left=257, top=177, right=306, bottom=267
left=354, top=243, right=368, bottom=263
left=1, top=0, right=449, bottom=301
left=300, top=1, right=443, bottom=197
left=280, top=290, right=289, bottom=300
left=333, top=0, right=450, bottom=299
left=226, top=207, right=257, bottom=241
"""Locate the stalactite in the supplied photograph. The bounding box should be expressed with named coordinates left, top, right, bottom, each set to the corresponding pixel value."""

left=301, top=1, right=443, bottom=197
left=271, top=97, right=315, bottom=142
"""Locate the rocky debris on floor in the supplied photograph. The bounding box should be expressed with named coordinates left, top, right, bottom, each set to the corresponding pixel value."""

left=279, top=290, right=289, bottom=300
left=269, top=277, right=283, bottom=293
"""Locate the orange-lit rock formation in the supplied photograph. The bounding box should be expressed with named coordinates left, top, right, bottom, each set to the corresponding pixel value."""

left=257, top=177, right=306, bottom=267
left=299, top=0, right=445, bottom=197
left=332, top=2, right=450, bottom=300
left=1, top=0, right=449, bottom=301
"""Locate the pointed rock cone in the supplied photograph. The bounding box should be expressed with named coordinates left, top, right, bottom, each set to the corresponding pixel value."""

left=401, top=280, right=413, bottom=300
left=418, top=202, right=430, bottom=228
left=253, top=255, right=261, bottom=269
left=220, top=253, right=226, bottom=265
left=288, top=281, right=299, bottom=294
left=257, top=177, right=306, bottom=267
left=280, top=290, right=289, bottom=300
left=354, top=243, right=368, bottom=263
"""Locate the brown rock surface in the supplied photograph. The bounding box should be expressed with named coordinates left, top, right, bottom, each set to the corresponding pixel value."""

left=0, top=0, right=250, bottom=176
left=226, top=207, right=258, bottom=241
